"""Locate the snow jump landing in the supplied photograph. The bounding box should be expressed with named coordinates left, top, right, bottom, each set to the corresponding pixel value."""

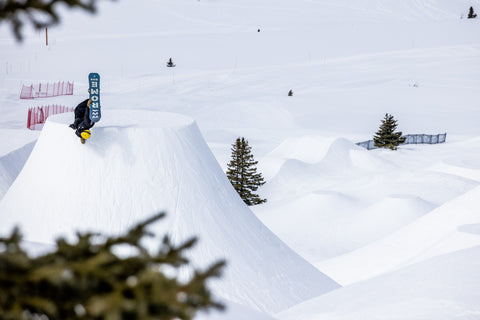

left=0, top=110, right=339, bottom=314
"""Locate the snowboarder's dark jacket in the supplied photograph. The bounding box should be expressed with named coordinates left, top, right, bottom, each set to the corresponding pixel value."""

left=71, top=99, right=95, bottom=137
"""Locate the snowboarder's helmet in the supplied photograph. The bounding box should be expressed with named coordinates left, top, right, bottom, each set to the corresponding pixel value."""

left=81, top=130, right=91, bottom=140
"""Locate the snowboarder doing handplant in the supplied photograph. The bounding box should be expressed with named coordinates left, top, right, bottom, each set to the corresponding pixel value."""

left=69, top=98, right=95, bottom=144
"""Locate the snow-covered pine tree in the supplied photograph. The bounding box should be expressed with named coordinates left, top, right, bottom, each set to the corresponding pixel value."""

left=226, top=137, right=267, bottom=205
left=468, top=6, right=477, bottom=18
left=373, top=113, right=406, bottom=150
left=0, top=213, right=225, bottom=320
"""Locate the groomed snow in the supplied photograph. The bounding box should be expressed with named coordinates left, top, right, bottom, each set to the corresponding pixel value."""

left=254, top=138, right=479, bottom=263
left=0, top=110, right=339, bottom=314
left=316, top=184, right=480, bottom=285
left=278, top=246, right=480, bottom=320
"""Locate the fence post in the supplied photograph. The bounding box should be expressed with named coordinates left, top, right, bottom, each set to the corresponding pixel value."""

left=27, top=108, right=32, bottom=129
left=34, top=108, right=39, bottom=129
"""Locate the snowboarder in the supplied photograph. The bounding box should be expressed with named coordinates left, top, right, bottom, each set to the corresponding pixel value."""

left=69, top=98, right=95, bottom=143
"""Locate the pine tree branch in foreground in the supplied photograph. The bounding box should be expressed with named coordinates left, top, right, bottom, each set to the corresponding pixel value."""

left=0, top=212, right=226, bottom=320
left=0, top=0, right=115, bottom=42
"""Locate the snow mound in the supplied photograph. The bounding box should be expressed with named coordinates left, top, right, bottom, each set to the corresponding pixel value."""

left=320, top=138, right=363, bottom=168
left=0, top=141, right=35, bottom=200
left=279, top=246, right=480, bottom=320
left=259, top=137, right=477, bottom=264
left=458, top=223, right=480, bottom=236
left=264, top=136, right=477, bottom=203
left=254, top=192, right=435, bottom=263
left=359, top=194, right=435, bottom=235
left=429, top=161, right=480, bottom=182
left=0, top=110, right=339, bottom=314
left=316, top=185, right=480, bottom=285
left=267, top=136, right=337, bottom=164
left=320, top=138, right=398, bottom=171
left=263, top=138, right=389, bottom=200
left=254, top=191, right=362, bottom=261
left=198, top=299, right=279, bottom=320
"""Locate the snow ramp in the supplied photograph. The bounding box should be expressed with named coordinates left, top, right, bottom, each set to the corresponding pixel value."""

left=0, top=110, right=339, bottom=314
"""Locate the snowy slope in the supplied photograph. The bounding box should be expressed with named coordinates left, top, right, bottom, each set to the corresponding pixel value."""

left=0, top=141, right=35, bottom=199
left=278, top=246, right=480, bottom=320
left=0, top=110, right=339, bottom=314
left=254, top=138, right=479, bottom=262
left=316, top=184, right=480, bottom=285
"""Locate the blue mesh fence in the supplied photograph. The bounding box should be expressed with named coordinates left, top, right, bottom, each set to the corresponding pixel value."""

left=356, top=133, right=447, bottom=150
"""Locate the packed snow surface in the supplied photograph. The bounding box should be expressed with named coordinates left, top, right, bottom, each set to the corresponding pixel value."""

left=279, top=246, right=480, bottom=320
left=0, top=111, right=339, bottom=314
left=1, top=0, right=480, bottom=318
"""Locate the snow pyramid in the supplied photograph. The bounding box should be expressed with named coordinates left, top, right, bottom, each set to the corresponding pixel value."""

left=0, top=110, right=339, bottom=313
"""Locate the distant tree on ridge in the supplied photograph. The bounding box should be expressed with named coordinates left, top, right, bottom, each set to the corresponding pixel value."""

left=167, top=58, right=176, bottom=67
left=468, top=6, right=477, bottom=18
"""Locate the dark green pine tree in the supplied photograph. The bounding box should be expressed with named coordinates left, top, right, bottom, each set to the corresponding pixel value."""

left=166, top=58, right=176, bottom=67
left=468, top=6, right=477, bottom=18
left=373, top=113, right=406, bottom=150
left=226, top=137, right=267, bottom=206
left=0, top=212, right=226, bottom=320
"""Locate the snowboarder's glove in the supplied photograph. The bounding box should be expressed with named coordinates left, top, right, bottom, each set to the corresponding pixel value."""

left=87, top=99, right=92, bottom=107
left=69, top=123, right=76, bottom=129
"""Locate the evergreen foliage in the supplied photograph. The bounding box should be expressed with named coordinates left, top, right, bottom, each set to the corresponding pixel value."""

left=288, top=90, right=293, bottom=96
left=373, top=113, right=406, bottom=150
left=166, top=58, right=176, bottom=67
left=0, top=213, right=226, bottom=320
left=0, top=0, right=111, bottom=42
left=468, top=6, right=477, bottom=18
left=226, top=137, right=267, bottom=206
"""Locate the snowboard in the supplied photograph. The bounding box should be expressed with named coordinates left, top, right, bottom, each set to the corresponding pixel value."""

left=88, top=72, right=101, bottom=122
